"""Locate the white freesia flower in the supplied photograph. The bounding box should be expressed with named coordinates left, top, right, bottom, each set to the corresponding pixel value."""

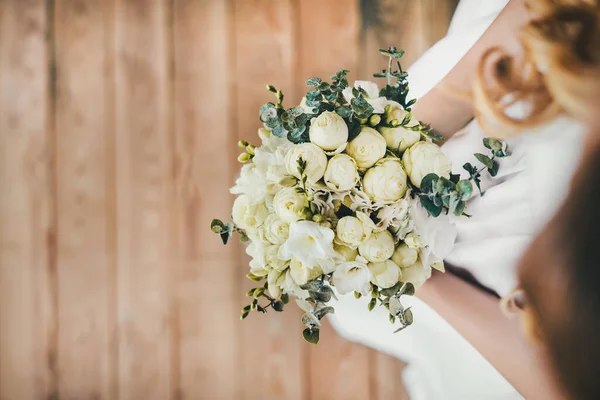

left=309, top=111, right=349, bottom=151
left=358, top=230, right=395, bottom=263
left=289, top=258, right=324, bottom=286
left=409, top=199, right=456, bottom=269
left=332, top=256, right=372, bottom=295
left=285, top=143, right=328, bottom=184
left=257, top=127, right=294, bottom=152
left=368, top=259, right=401, bottom=289
left=278, top=221, right=341, bottom=273
left=379, top=106, right=421, bottom=152
left=246, top=241, right=287, bottom=273
left=334, top=243, right=359, bottom=261
left=267, top=268, right=287, bottom=298
left=231, top=195, right=268, bottom=233
left=259, top=214, right=290, bottom=245
left=402, top=142, right=452, bottom=188
left=401, top=259, right=432, bottom=288
left=391, top=243, right=418, bottom=268
left=335, top=212, right=373, bottom=248
left=282, top=270, right=310, bottom=299
left=324, top=154, right=359, bottom=192
left=363, top=158, right=408, bottom=203
left=273, top=187, right=309, bottom=223
left=342, top=81, right=388, bottom=114
left=346, top=127, right=387, bottom=169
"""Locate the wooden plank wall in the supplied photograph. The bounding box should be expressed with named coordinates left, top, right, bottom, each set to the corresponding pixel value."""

left=0, top=0, right=457, bottom=399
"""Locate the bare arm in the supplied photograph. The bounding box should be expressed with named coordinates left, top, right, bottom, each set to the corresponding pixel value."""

left=411, top=0, right=531, bottom=138
left=418, top=270, right=567, bottom=400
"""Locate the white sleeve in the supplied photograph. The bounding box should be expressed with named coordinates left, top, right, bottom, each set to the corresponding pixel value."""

left=407, top=0, right=510, bottom=100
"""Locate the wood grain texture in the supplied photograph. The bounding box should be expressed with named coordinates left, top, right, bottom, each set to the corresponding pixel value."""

left=114, top=0, right=174, bottom=398
left=0, top=1, right=55, bottom=399
left=53, top=1, right=116, bottom=398
left=172, top=0, right=238, bottom=398
left=232, top=1, right=307, bottom=399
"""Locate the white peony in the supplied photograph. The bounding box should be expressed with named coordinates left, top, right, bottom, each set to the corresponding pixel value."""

left=368, top=259, right=402, bottom=289
left=379, top=106, right=421, bottom=152
left=309, top=111, right=349, bottom=151
left=231, top=195, right=268, bottom=233
left=391, top=242, right=419, bottom=268
left=289, top=258, right=324, bottom=286
left=334, top=243, right=359, bottom=261
left=332, top=256, right=372, bottom=295
left=272, top=187, right=309, bottom=223
left=259, top=214, right=290, bottom=245
left=324, top=154, right=359, bottom=192
left=335, top=212, right=373, bottom=248
left=363, top=158, right=408, bottom=203
left=342, top=81, right=388, bottom=114
left=402, top=142, right=452, bottom=188
left=346, top=127, right=387, bottom=169
left=358, top=230, right=395, bottom=263
left=401, top=259, right=432, bottom=288
left=285, top=143, right=328, bottom=184
left=278, top=221, right=341, bottom=274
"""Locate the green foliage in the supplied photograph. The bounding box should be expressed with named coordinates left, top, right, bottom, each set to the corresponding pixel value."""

left=303, top=328, right=320, bottom=344
left=373, top=46, right=415, bottom=110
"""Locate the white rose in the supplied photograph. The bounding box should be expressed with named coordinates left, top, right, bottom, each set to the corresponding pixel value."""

left=358, top=230, right=395, bottom=263
left=259, top=214, right=290, bottom=245
left=324, top=154, right=359, bottom=192
left=391, top=243, right=418, bottom=268
left=346, top=127, right=387, bottom=169
left=335, top=212, right=372, bottom=248
left=285, top=143, right=328, bottom=184
left=278, top=221, right=341, bottom=274
left=309, top=111, right=349, bottom=151
left=289, top=258, right=323, bottom=286
left=342, top=81, right=388, bottom=114
left=334, top=243, right=359, bottom=261
left=401, top=259, right=432, bottom=288
left=332, top=256, right=372, bottom=295
left=402, top=142, right=452, bottom=188
left=379, top=107, right=421, bottom=152
left=368, top=259, right=402, bottom=289
left=231, top=195, right=268, bottom=233
left=273, top=187, right=309, bottom=223
left=363, top=158, right=408, bottom=203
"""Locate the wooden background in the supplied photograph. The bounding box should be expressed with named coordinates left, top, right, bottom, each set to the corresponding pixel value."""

left=0, top=0, right=458, bottom=399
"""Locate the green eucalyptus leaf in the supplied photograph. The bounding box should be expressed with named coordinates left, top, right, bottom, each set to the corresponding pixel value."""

left=420, top=196, right=443, bottom=217
left=210, top=219, right=225, bottom=234
left=420, top=173, right=439, bottom=194
left=474, top=153, right=494, bottom=169
left=335, top=106, right=353, bottom=119
left=314, top=306, right=335, bottom=320
left=306, top=77, right=322, bottom=87
left=453, top=200, right=467, bottom=216
left=379, top=282, right=402, bottom=297
left=400, top=283, right=415, bottom=296
left=456, top=180, right=473, bottom=200
left=489, top=160, right=500, bottom=177
left=303, top=328, right=320, bottom=344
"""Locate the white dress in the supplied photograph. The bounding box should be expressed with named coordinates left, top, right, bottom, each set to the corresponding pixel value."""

left=328, top=1, right=587, bottom=399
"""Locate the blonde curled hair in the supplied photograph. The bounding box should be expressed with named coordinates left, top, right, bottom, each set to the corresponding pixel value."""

left=474, top=0, right=600, bottom=136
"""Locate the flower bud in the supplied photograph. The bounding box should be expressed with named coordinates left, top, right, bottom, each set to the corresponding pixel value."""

left=238, top=153, right=252, bottom=163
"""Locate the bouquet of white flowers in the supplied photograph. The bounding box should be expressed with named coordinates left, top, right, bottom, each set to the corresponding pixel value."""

left=211, top=47, right=509, bottom=344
